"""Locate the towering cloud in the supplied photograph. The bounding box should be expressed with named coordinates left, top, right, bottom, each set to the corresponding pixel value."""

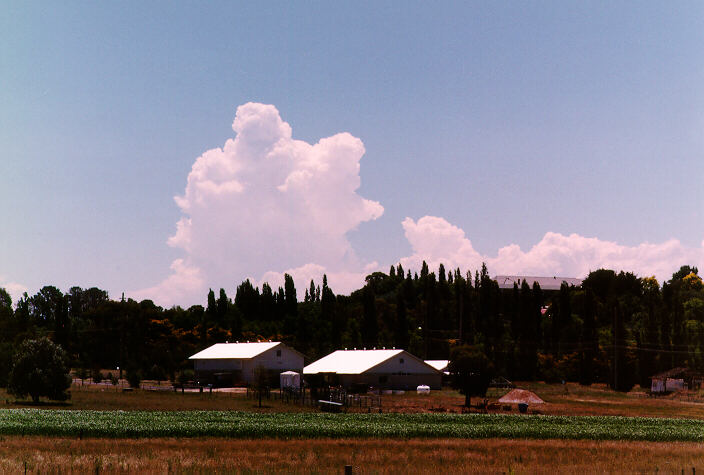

left=134, top=103, right=702, bottom=307
left=400, top=216, right=704, bottom=282
left=134, top=103, right=383, bottom=305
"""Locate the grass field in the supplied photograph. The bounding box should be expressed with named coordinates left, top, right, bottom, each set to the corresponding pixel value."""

left=2, top=437, right=703, bottom=473
left=4, top=409, right=704, bottom=441
left=5, top=382, right=704, bottom=472
left=6, top=381, right=704, bottom=421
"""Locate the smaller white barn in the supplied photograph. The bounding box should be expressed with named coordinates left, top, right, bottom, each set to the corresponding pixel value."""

left=304, top=349, right=442, bottom=390
left=189, top=341, right=304, bottom=387
left=425, top=360, right=449, bottom=374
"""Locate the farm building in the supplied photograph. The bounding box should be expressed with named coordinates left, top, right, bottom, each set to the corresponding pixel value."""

left=425, top=360, right=449, bottom=374
left=189, top=341, right=304, bottom=387
left=304, top=349, right=442, bottom=390
left=494, top=275, right=582, bottom=291
left=650, top=367, right=704, bottom=393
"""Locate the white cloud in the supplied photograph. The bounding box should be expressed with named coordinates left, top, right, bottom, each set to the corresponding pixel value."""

left=133, top=103, right=383, bottom=306
left=400, top=216, right=704, bottom=282
left=0, top=276, right=28, bottom=305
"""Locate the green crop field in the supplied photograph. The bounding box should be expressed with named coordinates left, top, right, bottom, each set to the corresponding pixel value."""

left=1, top=409, right=703, bottom=441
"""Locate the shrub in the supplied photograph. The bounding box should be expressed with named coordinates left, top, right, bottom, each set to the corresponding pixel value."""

left=126, top=369, right=141, bottom=389
left=177, top=369, right=194, bottom=385
left=91, top=368, right=103, bottom=384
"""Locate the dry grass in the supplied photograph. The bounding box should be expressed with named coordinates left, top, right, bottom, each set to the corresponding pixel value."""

left=5, top=381, right=704, bottom=420
left=379, top=383, right=704, bottom=419
left=0, top=385, right=315, bottom=413
left=1, top=436, right=703, bottom=473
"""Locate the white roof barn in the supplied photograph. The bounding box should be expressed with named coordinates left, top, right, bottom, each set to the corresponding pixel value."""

left=424, top=360, right=449, bottom=373
left=189, top=341, right=304, bottom=387
left=189, top=341, right=281, bottom=360
left=304, top=349, right=442, bottom=390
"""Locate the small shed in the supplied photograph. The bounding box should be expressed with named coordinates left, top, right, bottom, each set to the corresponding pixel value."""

left=497, top=389, right=544, bottom=405
left=280, top=371, right=301, bottom=389
left=651, top=368, right=704, bottom=393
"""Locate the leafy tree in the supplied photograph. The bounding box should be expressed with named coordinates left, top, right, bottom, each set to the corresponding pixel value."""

left=126, top=368, right=141, bottom=388
left=8, top=338, right=71, bottom=402
left=362, top=285, right=378, bottom=348
left=672, top=265, right=698, bottom=282
left=449, top=345, right=493, bottom=407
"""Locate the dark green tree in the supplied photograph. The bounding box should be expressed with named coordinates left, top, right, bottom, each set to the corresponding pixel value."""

left=449, top=345, right=493, bottom=407
left=8, top=338, right=71, bottom=402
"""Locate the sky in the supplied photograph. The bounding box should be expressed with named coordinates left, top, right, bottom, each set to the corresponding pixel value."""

left=1, top=2, right=703, bottom=307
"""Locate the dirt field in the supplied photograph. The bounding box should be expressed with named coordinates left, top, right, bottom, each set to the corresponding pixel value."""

left=5, top=381, right=704, bottom=420
left=1, top=437, right=703, bottom=473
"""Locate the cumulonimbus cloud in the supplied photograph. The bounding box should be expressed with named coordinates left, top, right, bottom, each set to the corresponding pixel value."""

left=133, top=103, right=383, bottom=306
left=400, top=216, right=704, bottom=282
left=133, top=103, right=702, bottom=307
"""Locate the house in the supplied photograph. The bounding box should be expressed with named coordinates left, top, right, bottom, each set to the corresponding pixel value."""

left=494, top=275, right=583, bottom=291
left=304, top=349, right=442, bottom=390
left=650, top=367, right=704, bottom=393
left=189, top=341, right=304, bottom=387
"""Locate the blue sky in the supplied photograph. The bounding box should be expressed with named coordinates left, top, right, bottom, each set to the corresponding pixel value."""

left=2, top=2, right=703, bottom=305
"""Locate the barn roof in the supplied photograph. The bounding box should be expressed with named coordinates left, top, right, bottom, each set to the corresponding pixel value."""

left=304, top=349, right=436, bottom=375
left=189, top=341, right=281, bottom=360
left=494, top=275, right=583, bottom=291
left=425, top=360, right=449, bottom=372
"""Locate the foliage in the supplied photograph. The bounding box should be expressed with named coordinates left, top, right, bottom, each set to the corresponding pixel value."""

left=126, top=369, right=141, bottom=389
left=7, top=338, right=71, bottom=402
left=2, top=410, right=704, bottom=441
left=449, top=345, right=493, bottom=404
left=3, top=258, right=704, bottom=387
left=91, top=368, right=103, bottom=384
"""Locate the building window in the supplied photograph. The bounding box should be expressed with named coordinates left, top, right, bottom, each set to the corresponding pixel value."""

left=400, top=358, right=404, bottom=364
left=276, top=349, right=282, bottom=357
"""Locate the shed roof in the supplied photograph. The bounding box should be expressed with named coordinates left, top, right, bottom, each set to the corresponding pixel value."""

left=305, top=349, right=425, bottom=375
left=650, top=367, right=703, bottom=379
left=497, top=389, right=544, bottom=404
left=494, top=275, right=583, bottom=291
left=189, top=341, right=281, bottom=360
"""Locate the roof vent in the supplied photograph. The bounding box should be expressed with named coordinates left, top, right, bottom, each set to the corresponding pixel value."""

left=225, top=341, right=229, bottom=344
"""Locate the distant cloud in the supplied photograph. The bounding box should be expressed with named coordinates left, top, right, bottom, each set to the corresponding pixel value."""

left=0, top=277, right=28, bottom=305
left=132, top=103, right=383, bottom=306
left=400, top=216, right=704, bottom=282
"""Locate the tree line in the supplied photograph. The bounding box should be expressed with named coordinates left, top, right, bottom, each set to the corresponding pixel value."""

left=0, top=263, right=702, bottom=391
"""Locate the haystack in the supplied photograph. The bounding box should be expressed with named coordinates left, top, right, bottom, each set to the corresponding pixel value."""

left=497, top=388, right=544, bottom=404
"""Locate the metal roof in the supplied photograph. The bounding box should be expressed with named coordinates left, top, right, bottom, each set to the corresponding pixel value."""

left=189, top=341, right=281, bottom=360
left=304, top=349, right=406, bottom=375
left=494, top=275, right=583, bottom=291
left=424, top=360, right=449, bottom=371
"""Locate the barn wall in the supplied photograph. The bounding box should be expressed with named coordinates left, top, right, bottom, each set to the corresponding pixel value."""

left=193, top=344, right=303, bottom=386
left=241, top=345, right=304, bottom=384
left=339, top=372, right=442, bottom=390
left=371, top=352, right=439, bottom=375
